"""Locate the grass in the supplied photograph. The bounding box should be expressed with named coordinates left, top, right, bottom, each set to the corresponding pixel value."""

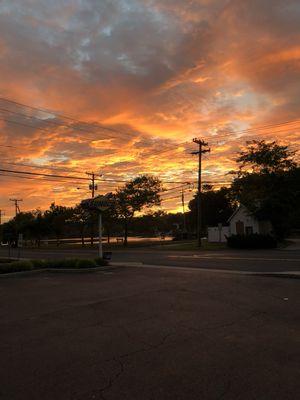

left=158, top=240, right=227, bottom=251
left=0, top=257, right=108, bottom=274
left=17, top=239, right=173, bottom=250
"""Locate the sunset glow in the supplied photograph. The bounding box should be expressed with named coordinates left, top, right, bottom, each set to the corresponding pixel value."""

left=0, top=0, right=300, bottom=218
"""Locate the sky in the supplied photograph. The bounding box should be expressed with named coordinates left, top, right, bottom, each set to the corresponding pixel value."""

left=0, top=0, right=300, bottom=219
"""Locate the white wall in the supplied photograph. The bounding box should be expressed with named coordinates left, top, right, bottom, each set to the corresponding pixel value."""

left=229, top=206, right=259, bottom=235
left=208, top=226, right=230, bottom=242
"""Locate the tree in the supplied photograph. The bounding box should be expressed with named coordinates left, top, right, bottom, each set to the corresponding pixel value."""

left=44, top=203, right=73, bottom=245
left=236, top=140, right=296, bottom=174
left=114, top=175, right=162, bottom=245
left=30, top=210, right=49, bottom=247
left=232, top=140, right=299, bottom=239
left=188, top=186, right=235, bottom=232
left=69, top=205, right=90, bottom=246
left=101, top=192, right=119, bottom=244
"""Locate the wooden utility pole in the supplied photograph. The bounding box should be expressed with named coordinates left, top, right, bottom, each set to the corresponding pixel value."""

left=86, top=172, right=98, bottom=198
left=86, top=172, right=98, bottom=246
left=191, top=139, right=210, bottom=247
left=0, top=209, right=4, bottom=225
left=9, top=199, right=23, bottom=217
left=181, top=189, right=187, bottom=233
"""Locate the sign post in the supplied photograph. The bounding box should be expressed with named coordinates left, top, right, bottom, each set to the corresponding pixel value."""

left=98, top=212, right=103, bottom=259
left=81, top=195, right=111, bottom=259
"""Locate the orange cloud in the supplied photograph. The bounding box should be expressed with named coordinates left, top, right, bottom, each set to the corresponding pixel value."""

left=0, top=0, right=299, bottom=218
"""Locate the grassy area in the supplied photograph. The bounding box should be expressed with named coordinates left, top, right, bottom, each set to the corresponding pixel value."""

left=158, top=240, right=227, bottom=251
left=16, top=239, right=173, bottom=250
left=0, top=257, right=108, bottom=274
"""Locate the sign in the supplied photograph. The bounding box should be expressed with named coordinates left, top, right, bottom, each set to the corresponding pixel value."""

left=81, top=195, right=112, bottom=212
left=93, top=195, right=111, bottom=211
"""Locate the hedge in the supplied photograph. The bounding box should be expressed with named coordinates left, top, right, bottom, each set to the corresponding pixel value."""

left=0, top=258, right=108, bottom=274
left=226, top=233, right=277, bottom=249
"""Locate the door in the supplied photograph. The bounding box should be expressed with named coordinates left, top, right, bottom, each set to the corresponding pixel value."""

left=236, top=220, right=244, bottom=235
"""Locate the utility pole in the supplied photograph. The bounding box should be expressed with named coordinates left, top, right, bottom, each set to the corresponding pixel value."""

left=9, top=199, right=23, bottom=217
left=0, top=210, right=4, bottom=244
left=181, top=189, right=187, bottom=233
left=86, top=172, right=98, bottom=198
left=191, top=139, right=210, bottom=247
left=0, top=209, right=4, bottom=225
left=86, top=172, right=98, bottom=246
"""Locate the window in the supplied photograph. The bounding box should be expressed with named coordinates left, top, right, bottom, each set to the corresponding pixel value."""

left=245, top=226, right=253, bottom=235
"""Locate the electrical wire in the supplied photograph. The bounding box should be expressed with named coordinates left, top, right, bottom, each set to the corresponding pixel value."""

left=0, top=97, right=136, bottom=140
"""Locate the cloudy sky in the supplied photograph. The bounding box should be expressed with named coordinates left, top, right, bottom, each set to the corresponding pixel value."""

left=0, top=0, right=300, bottom=218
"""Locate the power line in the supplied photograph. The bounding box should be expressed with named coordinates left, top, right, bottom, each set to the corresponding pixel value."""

left=0, top=167, right=200, bottom=185
left=0, top=97, right=136, bottom=140
left=0, top=109, right=123, bottom=144
left=0, top=168, right=90, bottom=181
left=0, top=173, right=91, bottom=185
left=0, top=160, right=86, bottom=175
left=0, top=144, right=17, bottom=148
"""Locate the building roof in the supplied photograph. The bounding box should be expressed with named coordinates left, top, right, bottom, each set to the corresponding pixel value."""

left=227, top=204, right=252, bottom=223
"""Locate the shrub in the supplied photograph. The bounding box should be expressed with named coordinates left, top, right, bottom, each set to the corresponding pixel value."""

left=76, top=259, right=97, bottom=269
left=44, top=259, right=79, bottom=269
left=227, top=234, right=277, bottom=249
left=0, top=258, right=106, bottom=273
left=44, top=258, right=98, bottom=269
left=94, top=257, right=109, bottom=267
left=30, top=259, right=46, bottom=269
left=0, top=260, right=34, bottom=274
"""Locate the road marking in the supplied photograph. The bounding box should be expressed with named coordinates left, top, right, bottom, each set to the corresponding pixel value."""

left=167, top=255, right=300, bottom=262
left=110, top=262, right=300, bottom=278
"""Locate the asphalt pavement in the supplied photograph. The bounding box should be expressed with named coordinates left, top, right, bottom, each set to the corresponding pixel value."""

left=1, top=245, right=300, bottom=273
left=0, top=266, right=299, bottom=399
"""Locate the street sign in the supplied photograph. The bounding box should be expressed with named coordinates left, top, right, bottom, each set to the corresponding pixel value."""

left=81, top=195, right=112, bottom=212
left=80, top=195, right=113, bottom=259
left=93, top=195, right=111, bottom=211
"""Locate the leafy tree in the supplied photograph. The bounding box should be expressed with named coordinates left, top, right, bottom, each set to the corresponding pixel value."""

left=44, top=203, right=73, bottom=245
left=31, top=210, right=49, bottom=247
left=236, top=140, right=296, bottom=174
left=101, top=192, right=119, bottom=243
left=114, top=175, right=162, bottom=245
left=69, top=205, right=90, bottom=246
left=188, top=186, right=235, bottom=232
left=231, top=140, right=299, bottom=239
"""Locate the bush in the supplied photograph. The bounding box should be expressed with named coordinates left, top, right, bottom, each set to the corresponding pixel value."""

left=226, top=234, right=277, bottom=249
left=44, top=259, right=80, bottom=269
left=45, top=258, right=98, bottom=269
left=76, top=259, right=97, bottom=269
left=0, top=260, right=34, bottom=274
left=94, top=257, right=109, bottom=267
left=0, top=257, right=107, bottom=274
left=30, top=259, right=46, bottom=269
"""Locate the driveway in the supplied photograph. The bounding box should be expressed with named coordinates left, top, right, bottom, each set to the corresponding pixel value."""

left=0, top=266, right=299, bottom=399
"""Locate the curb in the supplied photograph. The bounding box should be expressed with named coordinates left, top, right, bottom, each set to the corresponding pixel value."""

left=0, top=266, right=111, bottom=278
left=110, top=262, right=300, bottom=279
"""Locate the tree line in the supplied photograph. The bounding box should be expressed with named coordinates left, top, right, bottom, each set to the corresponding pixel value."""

left=1, top=140, right=299, bottom=246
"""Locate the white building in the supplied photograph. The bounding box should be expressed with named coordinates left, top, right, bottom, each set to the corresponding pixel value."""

left=208, top=225, right=229, bottom=243
left=228, top=205, right=272, bottom=236
left=208, top=205, right=272, bottom=242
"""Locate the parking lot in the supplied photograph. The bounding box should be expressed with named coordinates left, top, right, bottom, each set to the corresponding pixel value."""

left=1, top=265, right=299, bottom=399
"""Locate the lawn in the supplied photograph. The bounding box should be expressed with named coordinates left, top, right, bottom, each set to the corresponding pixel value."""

left=158, top=240, right=227, bottom=251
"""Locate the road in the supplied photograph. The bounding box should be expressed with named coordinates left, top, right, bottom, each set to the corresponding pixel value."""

left=1, top=245, right=300, bottom=273
left=0, top=266, right=299, bottom=399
